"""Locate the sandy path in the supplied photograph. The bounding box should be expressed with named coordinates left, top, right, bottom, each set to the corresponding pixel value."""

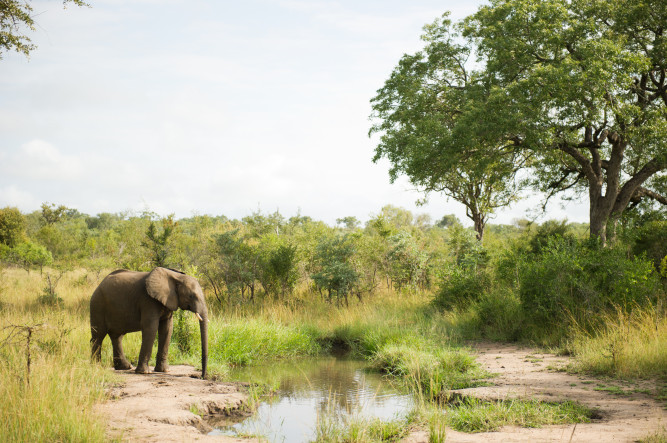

left=408, top=342, right=666, bottom=443
left=95, top=365, right=254, bottom=442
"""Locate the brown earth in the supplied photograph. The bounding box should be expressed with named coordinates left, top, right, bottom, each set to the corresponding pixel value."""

left=404, top=342, right=667, bottom=443
left=94, top=365, right=255, bottom=442
left=96, top=345, right=666, bottom=442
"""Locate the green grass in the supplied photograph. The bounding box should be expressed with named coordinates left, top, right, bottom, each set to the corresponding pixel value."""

left=594, top=384, right=629, bottom=396
left=315, top=415, right=411, bottom=442
left=370, top=343, right=491, bottom=400
left=444, top=397, right=595, bottom=433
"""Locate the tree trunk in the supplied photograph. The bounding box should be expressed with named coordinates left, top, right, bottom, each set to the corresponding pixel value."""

left=471, top=211, right=485, bottom=242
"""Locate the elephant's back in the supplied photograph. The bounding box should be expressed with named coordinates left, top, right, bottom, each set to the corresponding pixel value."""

left=100, top=270, right=149, bottom=290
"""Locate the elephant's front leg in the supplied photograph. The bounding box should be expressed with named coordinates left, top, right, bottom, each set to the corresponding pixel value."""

left=136, top=317, right=159, bottom=374
left=154, top=313, right=173, bottom=373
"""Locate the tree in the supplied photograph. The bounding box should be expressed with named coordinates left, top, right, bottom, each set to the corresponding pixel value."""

left=40, top=202, right=69, bottom=225
left=436, top=214, right=460, bottom=229
left=6, top=241, right=53, bottom=273
left=311, top=235, right=359, bottom=306
left=1, top=0, right=87, bottom=59
left=0, top=207, right=25, bottom=247
left=142, top=215, right=178, bottom=268
left=369, top=15, right=522, bottom=241
left=214, top=229, right=260, bottom=302
left=458, top=0, right=667, bottom=243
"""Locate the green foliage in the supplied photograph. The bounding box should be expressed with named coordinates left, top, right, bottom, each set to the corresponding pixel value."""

left=369, top=15, right=521, bottom=240
left=519, top=239, right=660, bottom=330
left=265, top=242, right=299, bottom=299
left=37, top=273, right=64, bottom=307
left=4, top=241, right=53, bottom=272
left=172, top=309, right=197, bottom=354
left=631, top=221, right=667, bottom=272
left=372, top=0, right=667, bottom=242
left=142, top=215, right=178, bottom=268
left=387, top=231, right=430, bottom=292
left=472, top=289, right=524, bottom=341
left=0, top=207, right=25, bottom=247
left=433, top=268, right=491, bottom=311
left=40, top=203, right=70, bottom=225
left=315, top=416, right=410, bottom=443
left=311, top=235, right=359, bottom=305
left=527, top=220, right=575, bottom=255
left=214, top=228, right=259, bottom=302
left=0, top=0, right=88, bottom=59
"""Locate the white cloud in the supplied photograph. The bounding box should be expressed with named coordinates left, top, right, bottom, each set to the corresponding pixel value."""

left=1, top=140, right=84, bottom=181
left=0, top=185, right=39, bottom=210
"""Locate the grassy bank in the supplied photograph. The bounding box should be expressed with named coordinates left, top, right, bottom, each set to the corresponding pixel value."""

left=0, top=268, right=115, bottom=443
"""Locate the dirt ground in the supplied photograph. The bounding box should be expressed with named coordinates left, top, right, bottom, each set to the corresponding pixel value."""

left=405, top=342, right=667, bottom=443
left=96, top=344, right=666, bottom=442
left=94, top=365, right=252, bottom=442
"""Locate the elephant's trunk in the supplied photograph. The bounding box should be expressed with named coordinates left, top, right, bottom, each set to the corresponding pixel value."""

left=199, top=314, right=208, bottom=379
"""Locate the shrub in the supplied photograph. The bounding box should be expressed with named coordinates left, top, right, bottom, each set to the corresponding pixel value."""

left=519, top=238, right=660, bottom=329
left=433, top=268, right=491, bottom=311
left=631, top=221, right=667, bottom=272
left=473, top=289, right=523, bottom=341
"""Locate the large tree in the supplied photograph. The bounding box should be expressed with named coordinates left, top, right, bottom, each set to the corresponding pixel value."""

left=1, top=0, right=87, bottom=59
left=462, top=0, right=667, bottom=243
left=370, top=14, right=522, bottom=241
left=372, top=0, right=667, bottom=244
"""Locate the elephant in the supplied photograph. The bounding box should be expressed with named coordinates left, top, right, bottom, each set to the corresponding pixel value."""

left=90, top=267, right=208, bottom=378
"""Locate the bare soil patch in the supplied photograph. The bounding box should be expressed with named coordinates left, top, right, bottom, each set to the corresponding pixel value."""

left=406, top=342, right=666, bottom=442
left=95, top=365, right=253, bottom=442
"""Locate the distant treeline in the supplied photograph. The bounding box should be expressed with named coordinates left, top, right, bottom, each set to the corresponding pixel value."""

left=0, top=203, right=664, bottom=328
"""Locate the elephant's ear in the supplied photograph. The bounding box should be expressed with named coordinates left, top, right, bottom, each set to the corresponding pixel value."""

left=146, top=267, right=179, bottom=311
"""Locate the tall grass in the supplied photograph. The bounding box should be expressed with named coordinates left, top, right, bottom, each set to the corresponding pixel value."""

left=0, top=268, right=115, bottom=442
left=569, top=305, right=667, bottom=379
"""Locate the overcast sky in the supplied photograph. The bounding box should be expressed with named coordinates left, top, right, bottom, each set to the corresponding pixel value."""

left=0, top=0, right=588, bottom=226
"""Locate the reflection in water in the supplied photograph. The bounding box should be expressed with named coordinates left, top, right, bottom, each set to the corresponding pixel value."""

left=209, top=357, right=413, bottom=442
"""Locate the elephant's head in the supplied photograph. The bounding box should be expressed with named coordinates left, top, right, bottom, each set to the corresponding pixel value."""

left=146, top=267, right=209, bottom=378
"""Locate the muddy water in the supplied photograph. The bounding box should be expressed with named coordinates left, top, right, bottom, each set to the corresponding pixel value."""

left=209, top=357, right=413, bottom=442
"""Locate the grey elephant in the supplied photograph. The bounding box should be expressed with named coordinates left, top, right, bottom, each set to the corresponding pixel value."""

left=90, top=267, right=208, bottom=378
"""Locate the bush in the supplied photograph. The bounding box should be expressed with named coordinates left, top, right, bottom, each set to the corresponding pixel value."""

left=519, top=238, right=660, bottom=329
left=433, top=268, right=491, bottom=311
left=631, top=221, right=667, bottom=272
left=473, top=289, right=523, bottom=341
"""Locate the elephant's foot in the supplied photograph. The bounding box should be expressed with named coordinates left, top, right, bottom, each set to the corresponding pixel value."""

left=113, top=359, right=133, bottom=370
left=154, top=362, right=169, bottom=373
left=135, top=365, right=152, bottom=374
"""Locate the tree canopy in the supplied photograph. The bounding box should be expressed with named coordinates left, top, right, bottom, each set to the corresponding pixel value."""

left=369, top=14, right=522, bottom=241
left=371, top=0, right=667, bottom=243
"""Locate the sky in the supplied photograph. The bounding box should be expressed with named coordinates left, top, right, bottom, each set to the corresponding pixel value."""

left=0, top=0, right=589, bottom=226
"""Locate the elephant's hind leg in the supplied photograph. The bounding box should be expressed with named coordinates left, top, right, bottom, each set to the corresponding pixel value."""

left=109, top=333, right=133, bottom=370
left=90, top=326, right=105, bottom=362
